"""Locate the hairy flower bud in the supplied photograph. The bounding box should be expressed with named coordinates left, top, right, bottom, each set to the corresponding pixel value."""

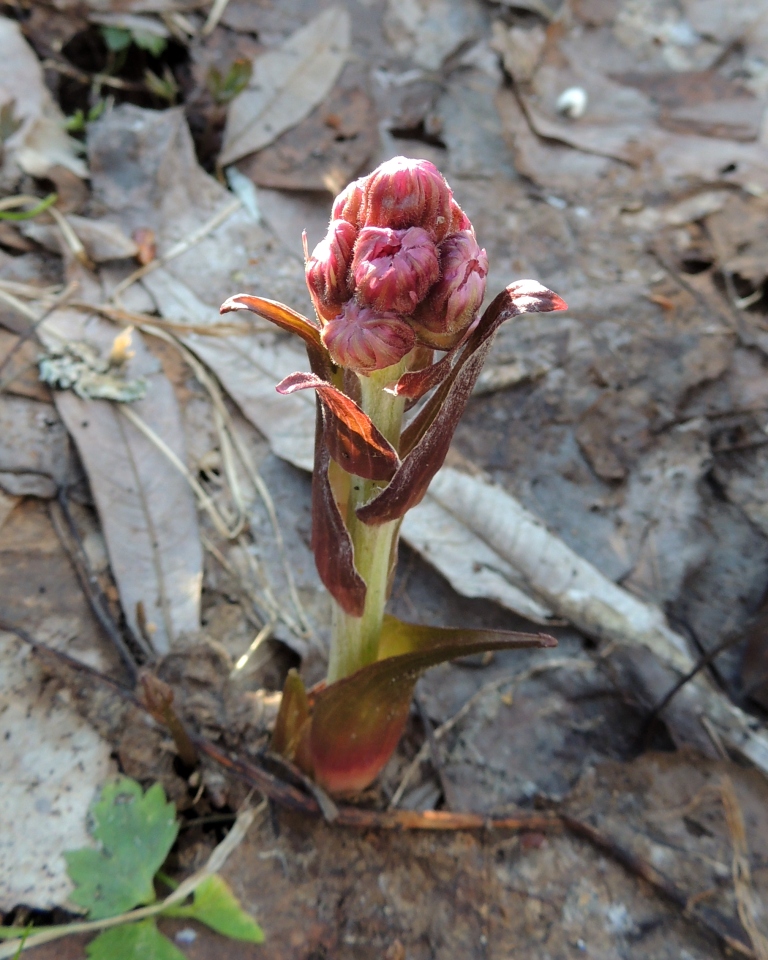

left=352, top=226, right=439, bottom=315
left=360, top=157, right=454, bottom=240
left=306, top=218, right=357, bottom=322
left=332, top=178, right=365, bottom=226
left=321, top=301, right=415, bottom=374
left=449, top=199, right=473, bottom=234
left=411, top=231, right=488, bottom=349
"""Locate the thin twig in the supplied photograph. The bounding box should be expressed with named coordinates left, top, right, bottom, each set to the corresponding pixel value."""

left=641, top=629, right=747, bottom=744
left=202, top=0, right=233, bottom=36
left=721, top=776, right=768, bottom=960
left=414, top=692, right=457, bottom=810
left=49, top=492, right=145, bottom=675
left=0, top=281, right=77, bottom=391
left=41, top=57, right=142, bottom=92
left=120, top=405, right=245, bottom=540
left=109, top=198, right=242, bottom=304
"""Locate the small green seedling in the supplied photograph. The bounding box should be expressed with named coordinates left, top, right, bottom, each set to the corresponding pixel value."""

left=207, top=60, right=252, bottom=105
left=100, top=25, right=168, bottom=58
left=1, top=777, right=263, bottom=958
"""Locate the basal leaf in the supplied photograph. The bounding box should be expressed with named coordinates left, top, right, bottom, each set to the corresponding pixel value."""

left=357, top=282, right=567, bottom=526
left=277, top=371, right=399, bottom=481
left=164, top=875, right=264, bottom=943
left=307, top=616, right=556, bottom=795
left=65, top=778, right=178, bottom=920
left=311, top=407, right=367, bottom=616
left=86, top=919, right=186, bottom=960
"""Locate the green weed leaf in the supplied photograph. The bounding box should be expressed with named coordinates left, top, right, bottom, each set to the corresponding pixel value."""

left=131, top=30, right=167, bottom=57
left=86, top=919, right=185, bottom=960
left=101, top=26, right=132, bottom=52
left=65, top=778, right=178, bottom=919
left=164, top=875, right=264, bottom=943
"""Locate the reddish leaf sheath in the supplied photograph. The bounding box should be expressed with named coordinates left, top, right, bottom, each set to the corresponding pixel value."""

left=356, top=282, right=567, bottom=526
left=310, top=407, right=367, bottom=617
left=277, top=371, right=400, bottom=482
left=305, top=616, right=556, bottom=795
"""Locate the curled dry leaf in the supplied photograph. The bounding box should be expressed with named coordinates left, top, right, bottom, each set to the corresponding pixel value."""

left=219, top=7, right=351, bottom=168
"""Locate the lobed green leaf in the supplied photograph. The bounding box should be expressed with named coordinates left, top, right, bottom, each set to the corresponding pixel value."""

left=86, top=919, right=185, bottom=960
left=163, top=875, right=264, bottom=943
left=65, top=779, right=178, bottom=920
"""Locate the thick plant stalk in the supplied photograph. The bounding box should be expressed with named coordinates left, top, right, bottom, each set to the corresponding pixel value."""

left=328, top=361, right=407, bottom=681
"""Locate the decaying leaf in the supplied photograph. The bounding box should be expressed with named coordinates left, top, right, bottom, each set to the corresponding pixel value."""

left=0, top=17, right=87, bottom=179
left=41, top=308, right=202, bottom=655
left=239, top=86, right=378, bottom=194
left=22, top=215, right=139, bottom=263
left=383, top=0, right=487, bottom=72
left=0, top=394, right=77, bottom=498
left=219, top=7, right=351, bottom=168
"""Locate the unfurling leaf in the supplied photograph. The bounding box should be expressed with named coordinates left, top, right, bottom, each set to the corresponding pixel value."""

left=295, top=616, right=556, bottom=795
left=64, top=779, right=178, bottom=919
left=163, top=875, right=264, bottom=943
left=277, top=371, right=399, bottom=481
left=356, top=281, right=568, bottom=525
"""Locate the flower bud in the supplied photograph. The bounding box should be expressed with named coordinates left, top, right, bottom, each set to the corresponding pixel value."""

left=305, top=218, right=357, bottom=322
left=352, top=226, right=439, bottom=315
left=360, top=157, right=454, bottom=239
left=321, top=301, right=415, bottom=374
left=449, top=199, right=473, bottom=234
left=331, top=178, right=365, bottom=226
left=411, top=231, right=488, bottom=349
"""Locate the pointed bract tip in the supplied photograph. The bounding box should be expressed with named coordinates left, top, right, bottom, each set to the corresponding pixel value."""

left=219, top=294, right=248, bottom=314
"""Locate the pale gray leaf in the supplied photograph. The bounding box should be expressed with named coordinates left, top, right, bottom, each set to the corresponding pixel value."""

left=41, top=310, right=202, bottom=654
left=0, top=17, right=87, bottom=179
left=219, top=7, right=351, bottom=167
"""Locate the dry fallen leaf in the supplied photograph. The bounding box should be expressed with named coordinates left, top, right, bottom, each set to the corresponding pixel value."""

left=40, top=306, right=202, bottom=655
left=22, top=215, right=139, bottom=263
left=0, top=17, right=87, bottom=180
left=0, top=394, right=77, bottom=499
left=219, top=6, right=351, bottom=168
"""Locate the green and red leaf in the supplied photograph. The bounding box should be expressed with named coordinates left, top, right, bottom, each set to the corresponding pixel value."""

left=303, top=616, right=556, bottom=795
left=310, top=407, right=367, bottom=617
left=277, top=371, right=399, bottom=482
left=357, top=282, right=567, bottom=525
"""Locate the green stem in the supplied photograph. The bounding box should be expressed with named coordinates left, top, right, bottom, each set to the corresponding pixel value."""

left=327, top=360, right=407, bottom=682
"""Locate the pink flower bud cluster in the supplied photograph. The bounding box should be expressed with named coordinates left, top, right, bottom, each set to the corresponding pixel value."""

left=306, top=157, right=488, bottom=374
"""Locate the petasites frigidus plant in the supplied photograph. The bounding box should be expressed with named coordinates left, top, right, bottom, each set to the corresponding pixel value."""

left=221, top=157, right=567, bottom=796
